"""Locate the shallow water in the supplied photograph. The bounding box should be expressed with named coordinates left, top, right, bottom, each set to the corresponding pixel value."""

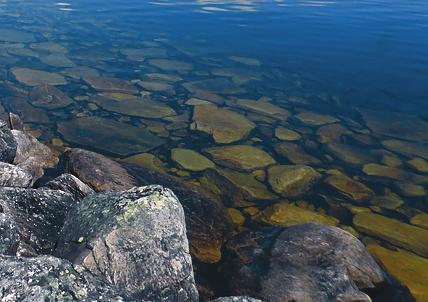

left=0, top=0, right=428, bottom=300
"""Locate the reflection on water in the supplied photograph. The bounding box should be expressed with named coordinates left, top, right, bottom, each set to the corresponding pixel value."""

left=0, top=0, right=428, bottom=300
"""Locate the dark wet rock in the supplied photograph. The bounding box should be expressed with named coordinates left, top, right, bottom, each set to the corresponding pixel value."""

left=84, top=76, right=138, bottom=94
left=0, top=255, right=125, bottom=301
left=44, top=173, right=95, bottom=201
left=0, top=213, right=20, bottom=255
left=0, top=187, right=75, bottom=254
left=55, top=186, right=199, bottom=301
left=125, top=165, right=233, bottom=264
left=4, top=97, right=50, bottom=124
left=260, top=224, right=385, bottom=302
left=0, top=162, right=33, bottom=188
left=58, top=116, right=165, bottom=156
left=326, top=142, right=375, bottom=166
left=211, top=297, right=262, bottom=302
left=12, top=130, right=58, bottom=182
left=64, top=148, right=138, bottom=192
left=29, top=84, right=73, bottom=109
left=222, top=225, right=395, bottom=301
left=0, top=121, right=17, bottom=163
left=10, top=67, right=67, bottom=86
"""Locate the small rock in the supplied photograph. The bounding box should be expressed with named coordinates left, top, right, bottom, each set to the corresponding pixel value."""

left=171, top=148, right=215, bottom=172
left=274, top=127, right=301, bottom=141
left=325, top=174, right=374, bottom=202
left=0, top=122, right=17, bottom=163
left=43, top=173, right=95, bottom=201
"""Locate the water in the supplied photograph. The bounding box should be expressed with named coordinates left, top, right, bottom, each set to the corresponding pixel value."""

left=1, top=0, right=428, bottom=300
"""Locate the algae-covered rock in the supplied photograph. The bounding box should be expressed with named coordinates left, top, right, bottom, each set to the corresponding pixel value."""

left=316, top=123, right=350, bottom=143
left=205, top=145, right=275, bottom=171
left=267, top=165, right=321, bottom=197
left=274, top=127, right=301, bottom=141
left=353, top=212, right=428, bottom=257
left=29, top=84, right=73, bottom=109
left=171, top=148, right=215, bottom=171
left=122, top=152, right=165, bottom=171
left=295, top=111, right=338, bottom=126
left=64, top=148, right=138, bottom=192
left=10, top=67, right=67, bottom=86
left=0, top=187, right=75, bottom=254
left=274, top=142, right=321, bottom=165
left=84, top=76, right=138, bottom=94
left=231, top=99, right=290, bottom=120
left=261, top=224, right=385, bottom=302
left=192, top=105, right=255, bottom=144
left=148, top=59, right=193, bottom=71
left=368, top=244, right=428, bottom=302
left=407, top=157, right=428, bottom=173
left=58, top=117, right=165, bottom=156
left=394, top=182, right=426, bottom=197
left=0, top=255, right=125, bottom=301
left=362, top=163, right=428, bottom=184
left=382, top=139, right=428, bottom=160
left=410, top=213, right=428, bottom=229
left=325, top=174, right=374, bottom=202
left=183, top=78, right=245, bottom=95
left=326, top=142, right=375, bottom=165
left=258, top=203, right=339, bottom=227
left=55, top=186, right=198, bottom=301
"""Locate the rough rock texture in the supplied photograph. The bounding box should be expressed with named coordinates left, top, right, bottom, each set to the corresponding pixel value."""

left=0, top=255, right=125, bottom=301
left=0, top=121, right=17, bottom=163
left=0, top=162, right=33, bottom=187
left=260, top=224, right=385, bottom=302
left=64, top=148, right=138, bottom=192
left=125, top=165, right=233, bottom=264
left=55, top=186, right=199, bottom=301
left=211, top=297, right=262, bottom=302
left=0, top=188, right=75, bottom=254
left=12, top=130, right=58, bottom=182
left=0, top=213, right=20, bottom=255
left=44, top=173, right=95, bottom=201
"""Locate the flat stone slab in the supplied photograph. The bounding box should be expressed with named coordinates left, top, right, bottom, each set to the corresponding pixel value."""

left=10, top=68, right=67, bottom=86
left=58, top=116, right=165, bottom=156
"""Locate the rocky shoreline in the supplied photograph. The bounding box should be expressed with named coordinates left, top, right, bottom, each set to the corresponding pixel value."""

left=0, top=117, right=415, bottom=301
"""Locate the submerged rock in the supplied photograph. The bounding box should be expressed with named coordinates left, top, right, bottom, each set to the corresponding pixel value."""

left=0, top=29, right=36, bottom=43
left=148, top=59, right=193, bottom=71
left=326, top=142, right=375, bottom=165
left=407, top=157, right=428, bottom=173
left=295, top=111, right=338, bottom=126
left=368, top=244, right=428, bottom=302
left=261, top=224, right=385, bottom=302
left=55, top=186, right=199, bottom=301
left=267, top=165, right=321, bottom=197
left=10, top=67, right=67, bottom=86
left=40, top=53, right=75, bottom=68
left=83, top=76, right=138, bottom=94
left=258, top=203, right=339, bottom=227
left=353, top=212, right=428, bottom=257
left=230, top=99, right=290, bottom=120
left=58, top=117, right=165, bottom=156
left=325, top=174, right=374, bottom=202
left=382, top=139, right=428, bottom=160
left=274, top=127, right=301, bottom=141
left=0, top=255, right=125, bottom=301
left=12, top=130, right=58, bottom=182
left=171, top=148, right=215, bottom=172
left=191, top=105, right=255, bottom=144
left=92, top=96, right=176, bottom=118
left=0, top=162, right=33, bottom=188
left=183, top=78, right=245, bottom=95
left=0, top=122, right=17, bottom=163
left=29, top=84, right=73, bottom=109
left=0, top=187, right=75, bottom=254
left=316, top=123, right=351, bottom=143
left=274, top=142, right=321, bottom=165
left=64, top=148, right=138, bottom=192
left=205, top=145, right=275, bottom=171
left=362, top=163, right=428, bottom=184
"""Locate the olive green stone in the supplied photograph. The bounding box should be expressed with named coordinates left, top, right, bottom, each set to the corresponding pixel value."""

left=394, top=182, right=426, bottom=197
left=259, top=202, right=339, bottom=227
left=353, top=212, right=428, bottom=257
left=267, top=165, right=321, bottom=197
left=231, top=99, right=290, bottom=120
left=204, top=145, right=275, bottom=171
left=295, top=111, right=338, bottom=126
left=407, top=158, right=428, bottom=173
left=316, top=123, right=350, bottom=143
left=275, top=127, right=301, bottom=141
left=192, top=105, right=255, bottom=144
left=363, top=163, right=428, bottom=184
left=325, top=174, right=374, bottom=202
left=410, top=213, right=428, bottom=230
left=121, top=153, right=165, bottom=171
left=382, top=139, right=428, bottom=160
left=326, top=142, right=375, bottom=165
left=171, top=148, right=215, bottom=172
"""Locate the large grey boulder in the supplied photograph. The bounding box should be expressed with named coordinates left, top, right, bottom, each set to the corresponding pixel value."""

left=261, top=224, right=385, bottom=302
left=64, top=148, right=138, bottom=192
left=12, top=130, right=58, bottom=182
left=0, top=162, right=33, bottom=187
left=55, top=185, right=199, bottom=301
left=0, top=120, right=17, bottom=163
left=0, top=213, right=20, bottom=255
left=211, top=297, right=263, bottom=302
left=0, top=188, right=75, bottom=254
left=0, top=255, right=126, bottom=301
left=43, top=173, right=95, bottom=201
